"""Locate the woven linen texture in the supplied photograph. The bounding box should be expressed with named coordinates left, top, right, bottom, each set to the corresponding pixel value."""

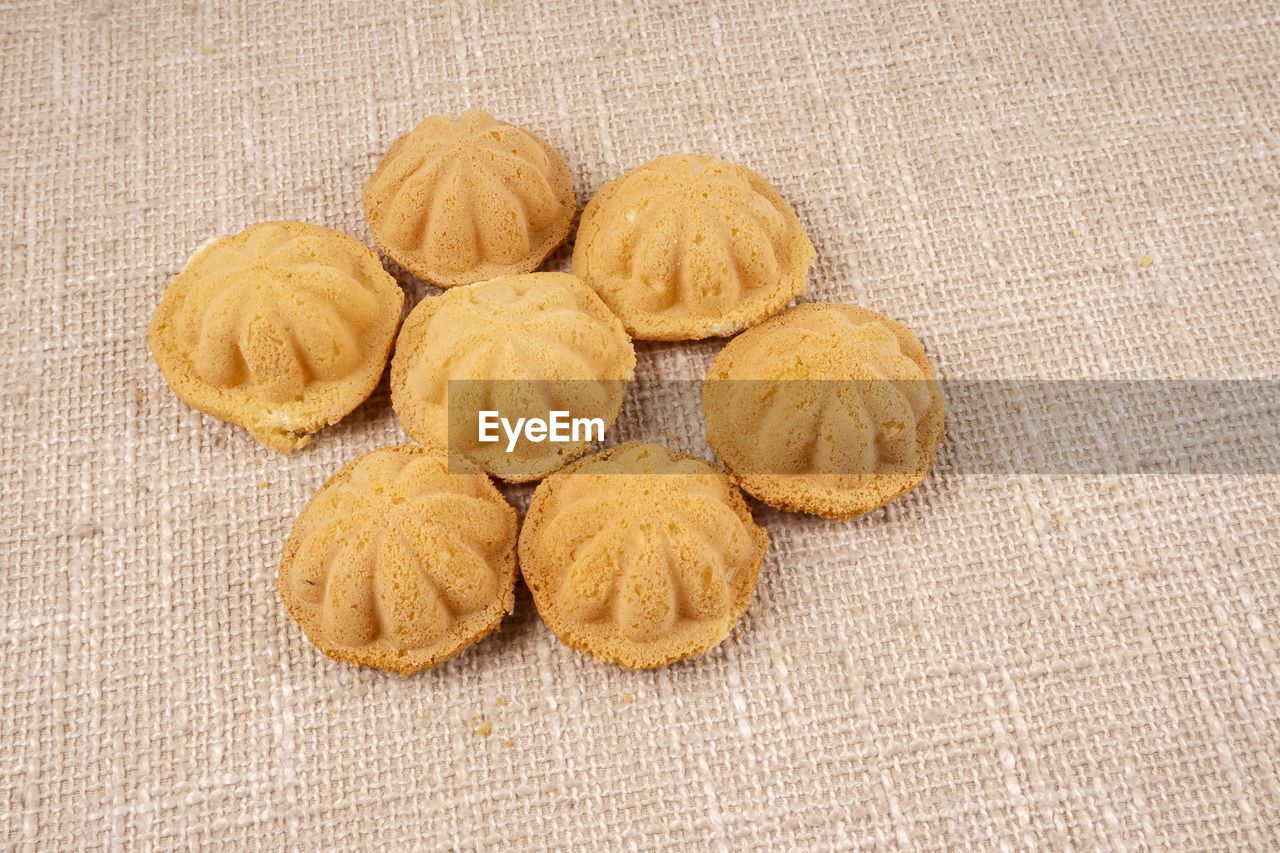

left=2, top=0, right=1278, bottom=849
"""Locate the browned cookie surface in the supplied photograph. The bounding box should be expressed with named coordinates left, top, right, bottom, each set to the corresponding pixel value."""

left=519, top=442, right=767, bottom=669
left=148, top=221, right=404, bottom=453
left=277, top=445, right=518, bottom=675
left=704, top=303, right=944, bottom=518
left=390, top=272, right=635, bottom=482
left=364, top=109, right=575, bottom=288
left=573, top=154, right=814, bottom=340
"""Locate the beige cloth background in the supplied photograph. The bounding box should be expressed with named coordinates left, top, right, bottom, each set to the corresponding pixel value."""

left=3, top=0, right=1278, bottom=849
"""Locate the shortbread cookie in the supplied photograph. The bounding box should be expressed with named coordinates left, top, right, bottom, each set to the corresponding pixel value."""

left=704, top=303, right=945, bottom=519
left=572, top=154, right=814, bottom=340
left=148, top=221, right=404, bottom=453
left=277, top=445, right=518, bottom=675
left=363, top=109, right=576, bottom=287
left=390, top=272, right=635, bottom=482
left=519, top=443, right=768, bottom=669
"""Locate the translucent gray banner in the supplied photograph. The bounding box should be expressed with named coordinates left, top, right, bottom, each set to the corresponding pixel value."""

left=444, top=379, right=1280, bottom=475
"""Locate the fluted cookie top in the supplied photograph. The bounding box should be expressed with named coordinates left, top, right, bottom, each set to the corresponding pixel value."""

left=519, top=443, right=767, bottom=669
left=148, top=221, right=404, bottom=453
left=277, top=445, right=518, bottom=675
left=572, top=154, right=814, bottom=340
left=704, top=303, right=945, bottom=519
left=363, top=109, right=576, bottom=287
left=390, top=273, right=635, bottom=482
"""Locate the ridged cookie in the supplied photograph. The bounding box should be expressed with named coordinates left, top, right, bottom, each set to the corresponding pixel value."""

left=704, top=303, right=945, bottom=519
left=277, top=445, right=518, bottom=675
left=519, top=443, right=768, bottom=669
left=390, top=272, right=635, bottom=482
left=572, top=154, right=814, bottom=340
left=363, top=109, right=576, bottom=287
left=148, top=221, right=404, bottom=453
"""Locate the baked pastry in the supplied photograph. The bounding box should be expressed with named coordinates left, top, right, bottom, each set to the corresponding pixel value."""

left=703, top=303, right=944, bottom=519
left=363, top=109, right=576, bottom=287
left=148, top=221, right=404, bottom=453
left=572, top=153, right=814, bottom=340
left=519, top=443, right=768, bottom=668
left=277, top=445, right=518, bottom=675
left=390, top=272, right=635, bottom=482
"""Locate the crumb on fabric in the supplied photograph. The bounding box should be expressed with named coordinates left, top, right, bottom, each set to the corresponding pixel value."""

left=496, top=697, right=506, bottom=707
left=1140, top=253, right=1153, bottom=268
left=622, top=694, right=635, bottom=705
left=470, top=717, right=492, bottom=737
left=502, top=738, right=514, bottom=748
left=1070, top=227, right=1081, bottom=238
left=256, top=480, right=269, bottom=489
left=200, top=43, right=215, bottom=55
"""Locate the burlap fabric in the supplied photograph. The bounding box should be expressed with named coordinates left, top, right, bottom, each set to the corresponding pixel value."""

left=3, top=1, right=1278, bottom=848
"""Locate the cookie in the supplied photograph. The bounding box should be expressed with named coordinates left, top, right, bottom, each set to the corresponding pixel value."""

left=390, top=272, right=635, bottom=482
left=572, top=153, right=814, bottom=340
left=363, top=109, right=576, bottom=288
left=519, top=443, right=768, bottom=669
left=277, top=445, right=518, bottom=675
left=703, top=303, right=945, bottom=519
left=148, top=221, right=404, bottom=453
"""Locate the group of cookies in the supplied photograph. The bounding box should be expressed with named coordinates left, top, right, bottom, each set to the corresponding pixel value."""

left=148, top=109, right=944, bottom=673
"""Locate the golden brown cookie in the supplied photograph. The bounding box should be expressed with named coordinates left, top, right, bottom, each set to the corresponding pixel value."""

left=703, top=303, right=945, bottom=519
left=363, top=109, right=576, bottom=288
left=277, top=445, right=518, bottom=675
left=148, top=221, right=404, bottom=453
left=572, top=153, right=814, bottom=340
left=519, top=443, right=768, bottom=669
left=390, top=272, right=635, bottom=482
